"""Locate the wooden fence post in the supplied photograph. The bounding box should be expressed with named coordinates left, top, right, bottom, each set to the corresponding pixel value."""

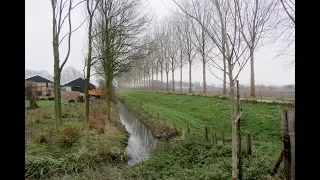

left=211, top=132, right=215, bottom=145
left=214, top=132, right=217, bottom=144
left=205, top=121, right=210, bottom=141
left=245, top=132, right=252, bottom=158
left=221, top=129, right=225, bottom=145
left=282, top=108, right=291, bottom=180
left=283, top=107, right=295, bottom=180
left=287, top=108, right=295, bottom=180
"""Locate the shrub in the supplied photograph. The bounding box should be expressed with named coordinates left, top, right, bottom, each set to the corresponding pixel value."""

left=213, top=95, right=220, bottom=98
left=36, top=131, right=48, bottom=143
left=58, top=126, right=81, bottom=147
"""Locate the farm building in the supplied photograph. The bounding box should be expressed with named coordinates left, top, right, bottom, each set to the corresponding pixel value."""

left=60, top=76, right=96, bottom=93
left=25, top=75, right=54, bottom=96
left=25, top=75, right=96, bottom=99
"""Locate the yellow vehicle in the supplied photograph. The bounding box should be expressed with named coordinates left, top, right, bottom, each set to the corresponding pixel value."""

left=88, top=89, right=102, bottom=99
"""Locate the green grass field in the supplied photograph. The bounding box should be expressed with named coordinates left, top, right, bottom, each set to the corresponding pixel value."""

left=117, top=90, right=287, bottom=179
left=118, top=90, right=283, bottom=140
left=25, top=91, right=287, bottom=179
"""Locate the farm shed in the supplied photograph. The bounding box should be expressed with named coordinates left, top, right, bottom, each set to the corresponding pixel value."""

left=25, top=75, right=97, bottom=99
left=25, top=75, right=54, bottom=96
left=61, top=77, right=96, bottom=93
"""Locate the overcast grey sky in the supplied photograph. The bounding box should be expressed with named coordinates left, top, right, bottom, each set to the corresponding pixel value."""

left=25, top=0, right=294, bottom=86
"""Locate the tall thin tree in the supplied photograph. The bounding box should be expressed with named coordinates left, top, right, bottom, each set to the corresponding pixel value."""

left=50, top=0, right=85, bottom=129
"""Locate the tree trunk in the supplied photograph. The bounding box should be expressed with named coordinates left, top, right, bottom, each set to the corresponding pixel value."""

left=52, top=8, right=61, bottom=130
left=229, top=73, right=237, bottom=180
left=189, top=61, right=192, bottom=93
left=202, top=52, right=206, bottom=94
left=85, top=70, right=90, bottom=130
left=172, top=68, right=175, bottom=92
left=166, top=72, right=169, bottom=92
left=29, top=99, right=39, bottom=109
left=201, top=23, right=206, bottom=95
left=156, top=67, right=158, bottom=90
left=250, top=48, right=255, bottom=97
left=180, top=50, right=183, bottom=92
left=133, top=78, right=136, bottom=88
left=236, top=80, right=243, bottom=180
left=180, top=66, right=182, bottom=92
left=53, top=39, right=61, bottom=130
left=152, top=67, right=154, bottom=90
left=223, top=54, right=227, bottom=95
left=85, top=7, right=94, bottom=131
left=105, top=74, right=112, bottom=124
left=54, top=74, right=62, bottom=129
left=148, top=74, right=151, bottom=89
left=161, top=63, right=163, bottom=91
left=143, top=72, right=146, bottom=88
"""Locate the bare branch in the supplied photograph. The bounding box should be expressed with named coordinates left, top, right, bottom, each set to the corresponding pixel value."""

left=280, top=0, right=295, bottom=24
left=59, top=0, right=73, bottom=72
left=59, top=16, right=88, bottom=45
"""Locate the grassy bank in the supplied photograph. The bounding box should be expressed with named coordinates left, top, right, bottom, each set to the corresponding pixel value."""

left=25, top=99, right=130, bottom=179
left=118, top=96, right=180, bottom=141
left=117, top=90, right=284, bottom=142
left=117, top=90, right=286, bottom=179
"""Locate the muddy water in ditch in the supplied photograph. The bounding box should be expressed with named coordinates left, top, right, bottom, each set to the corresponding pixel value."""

left=118, top=102, right=158, bottom=166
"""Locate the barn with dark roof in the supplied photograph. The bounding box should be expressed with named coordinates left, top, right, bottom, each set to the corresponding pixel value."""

left=25, top=75, right=96, bottom=96
left=60, top=77, right=96, bottom=93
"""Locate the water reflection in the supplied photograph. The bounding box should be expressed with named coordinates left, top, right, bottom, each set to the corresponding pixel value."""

left=118, top=102, right=158, bottom=166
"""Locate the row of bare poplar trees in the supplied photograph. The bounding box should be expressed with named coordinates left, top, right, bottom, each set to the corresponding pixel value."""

left=117, top=0, right=294, bottom=97
left=115, top=0, right=294, bottom=179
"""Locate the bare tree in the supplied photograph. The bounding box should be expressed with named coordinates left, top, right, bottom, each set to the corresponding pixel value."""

left=175, top=14, right=187, bottom=92
left=177, top=12, right=197, bottom=93
left=162, top=18, right=179, bottom=92
left=93, top=0, right=149, bottom=122
left=161, top=41, right=171, bottom=92
left=280, top=0, right=295, bottom=24
left=83, top=0, right=99, bottom=130
left=236, top=0, right=278, bottom=97
left=274, top=0, right=295, bottom=67
left=186, top=0, right=211, bottom=94
left=50, top=0, right=85, bottom=129
left=174, top=0, right=252, bottom=178
left=154, top=29, right=165, bottom=91
left=61, top=66, right=83, bottom=77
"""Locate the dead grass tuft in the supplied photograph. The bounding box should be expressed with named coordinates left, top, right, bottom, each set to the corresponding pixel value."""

left=58, top=126, right=81, bottom=147
left=89, top=120, right=105, bottom=134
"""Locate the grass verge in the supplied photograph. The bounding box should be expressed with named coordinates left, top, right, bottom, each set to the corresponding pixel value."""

left=25, top=99, right=129, bottom=179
